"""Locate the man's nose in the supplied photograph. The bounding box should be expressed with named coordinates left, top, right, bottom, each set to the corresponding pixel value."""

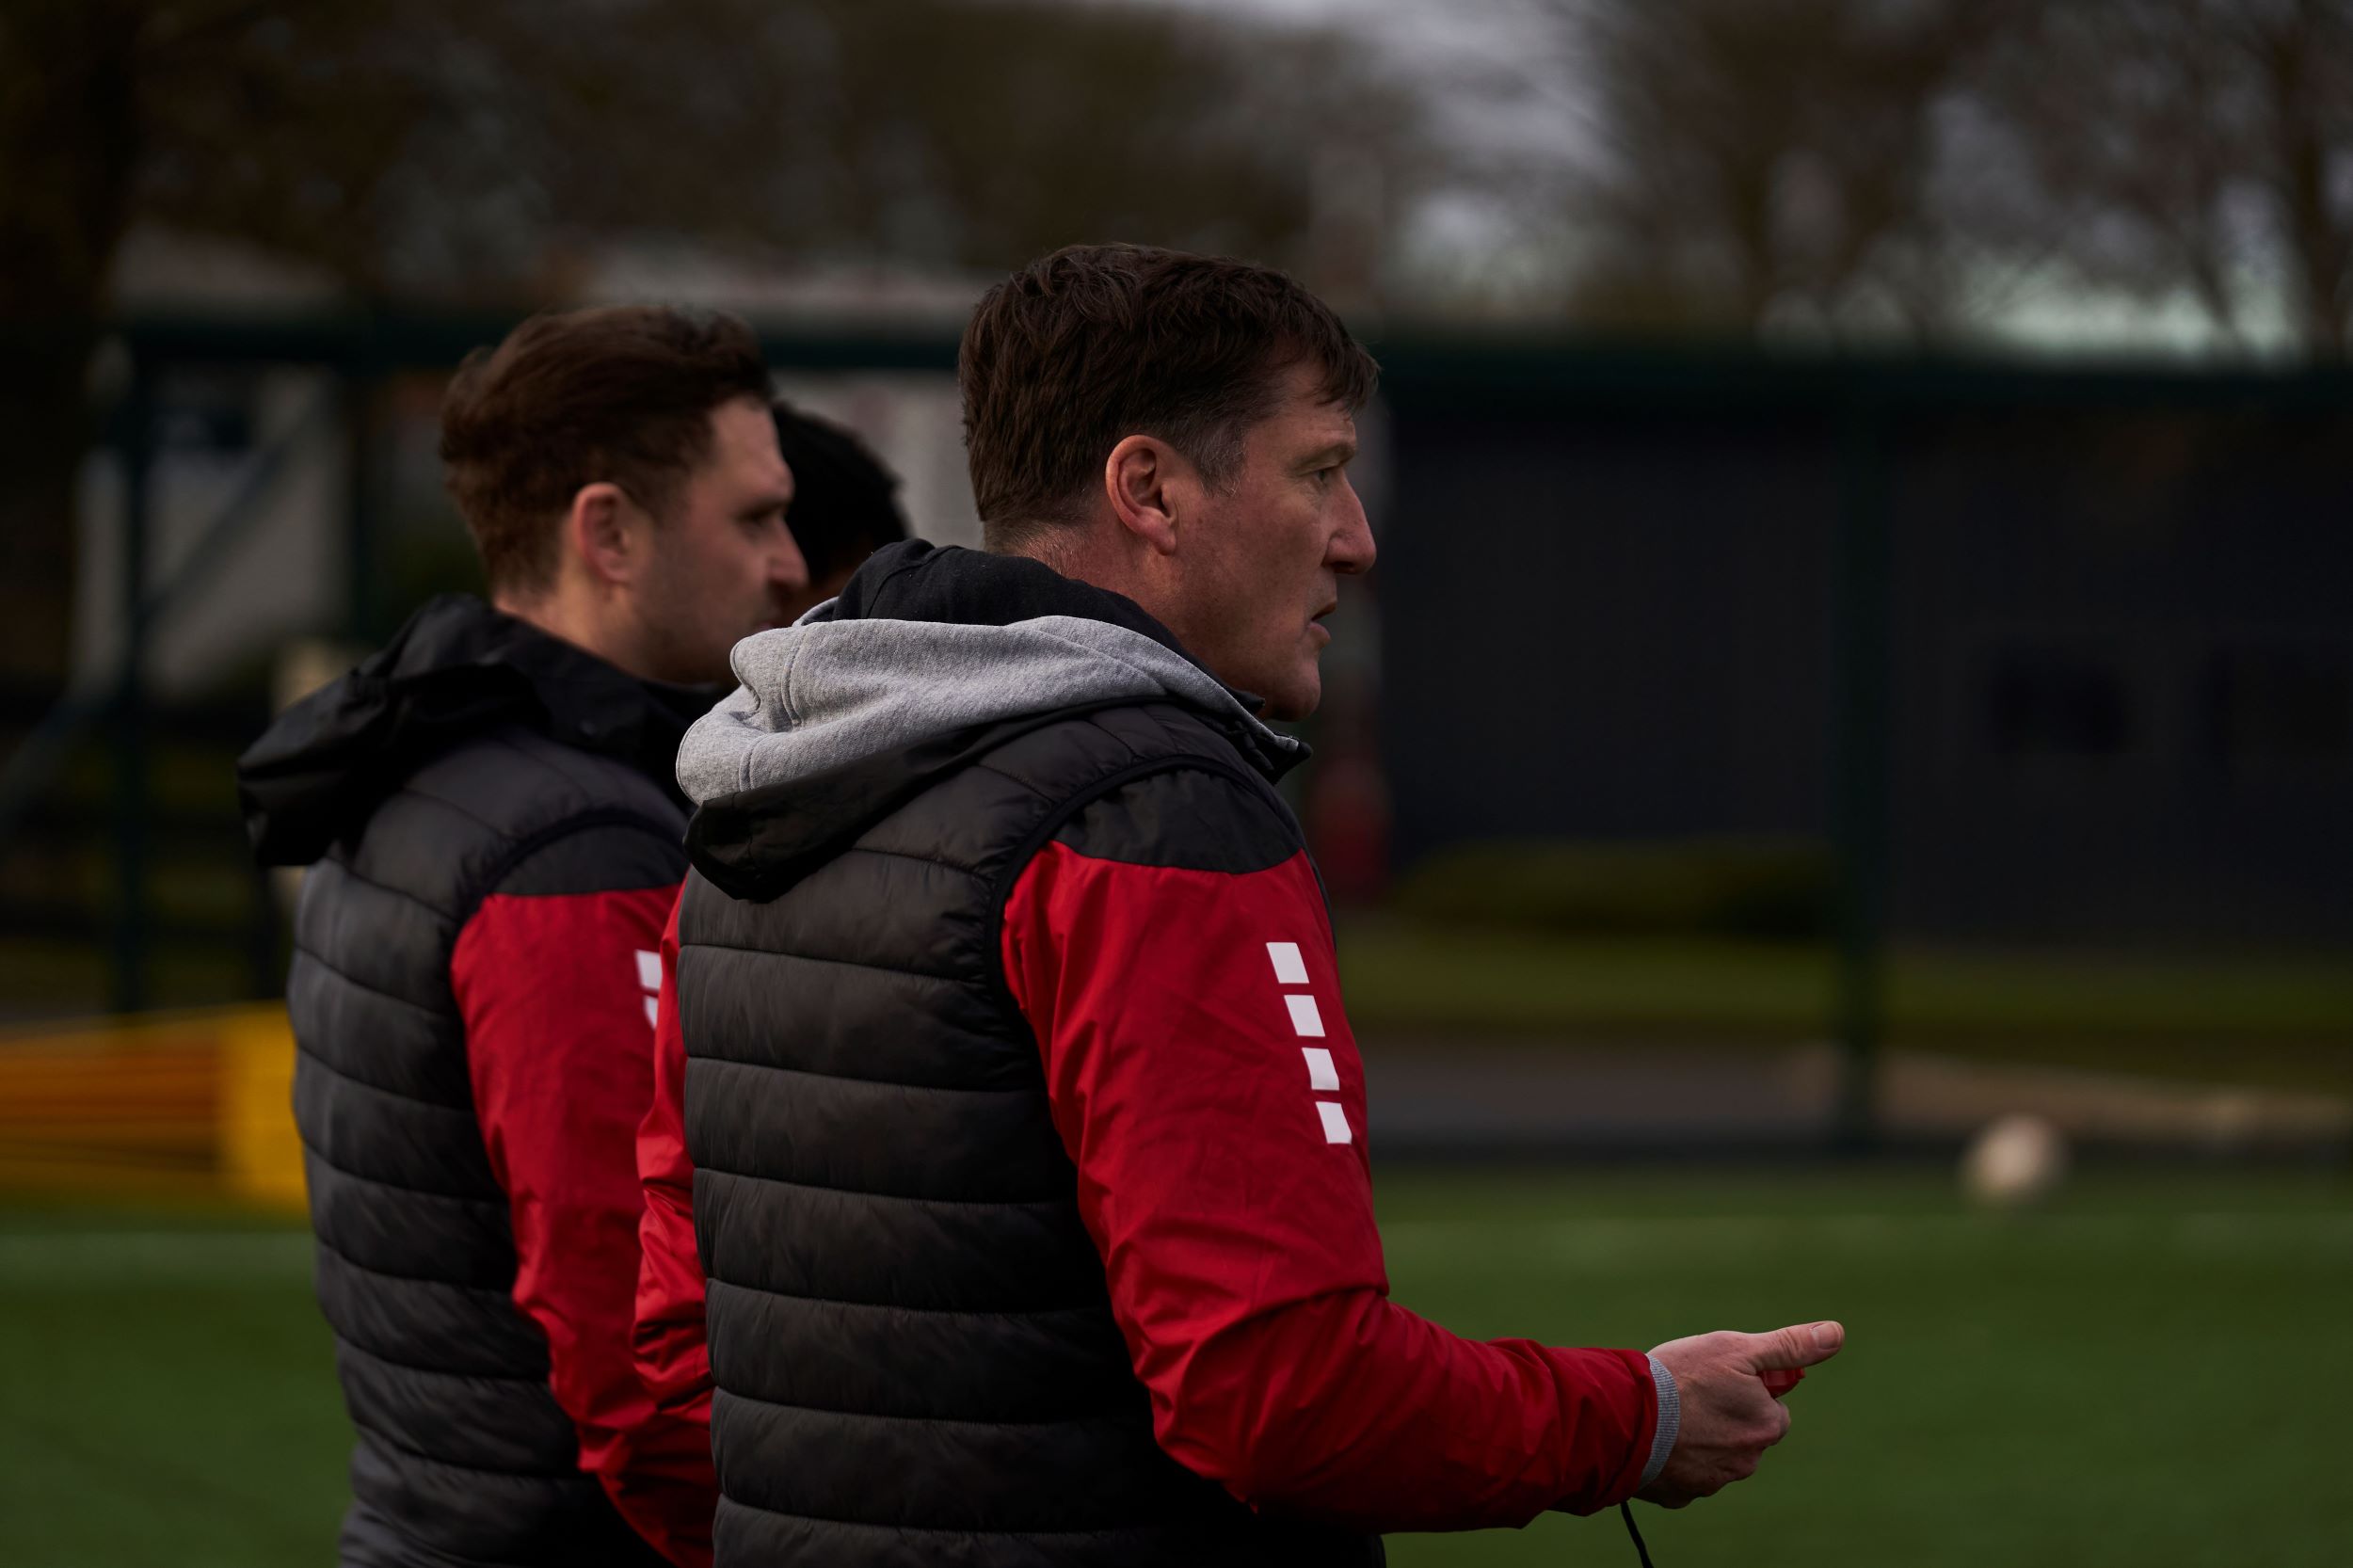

left=1332, top=482, right=1376, bottom=574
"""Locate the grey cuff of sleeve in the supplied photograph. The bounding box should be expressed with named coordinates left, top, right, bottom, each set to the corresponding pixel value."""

left=1639, top=1354, right=1680, bottom=1490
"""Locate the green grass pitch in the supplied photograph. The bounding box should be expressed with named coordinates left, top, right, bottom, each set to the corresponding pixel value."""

left=1, top=1167, right=2346, bottom=1566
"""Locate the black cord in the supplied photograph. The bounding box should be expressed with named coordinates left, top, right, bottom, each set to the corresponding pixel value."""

left=1620, top=1501, right=1656, bottom=1568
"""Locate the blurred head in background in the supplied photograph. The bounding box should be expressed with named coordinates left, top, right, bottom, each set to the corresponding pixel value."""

left=768, top=400, right=911, bottom=623
left=961, top=244, right=1380, bottom=721
left=439, top=305, right=806, bottom=685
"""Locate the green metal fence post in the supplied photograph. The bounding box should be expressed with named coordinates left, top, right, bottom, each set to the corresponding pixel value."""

left=1830, top=397, right=1893, bottom=1152
left=109, top=361, right=155, bottom=1015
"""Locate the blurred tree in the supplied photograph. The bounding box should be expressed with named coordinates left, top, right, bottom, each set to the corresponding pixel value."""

left=0, top=0, right=1413, bottom=688
left=0, top=3, right=142, bottom=691
left=1559, top=0, right=2353, bottom=353
left=1987, top=0, right=2353, bottom=357
left=1982, top=1, right=2265, bottom=344
left=1557, top=0, right=2022, bottom=336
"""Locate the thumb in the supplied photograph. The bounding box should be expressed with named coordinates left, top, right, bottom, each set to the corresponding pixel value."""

left=1748, top=1320, right=1845, bottom=1372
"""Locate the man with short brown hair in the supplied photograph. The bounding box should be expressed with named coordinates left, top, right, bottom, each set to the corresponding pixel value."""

left=239, top=305, right=803, bottom=1568
left=663, top=246, right=1843, bottom=1567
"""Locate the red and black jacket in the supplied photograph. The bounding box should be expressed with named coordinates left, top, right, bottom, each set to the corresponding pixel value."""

left=659, top=545, right=1660, bottom=1568
left=240, top=596, right=715, bottom=1568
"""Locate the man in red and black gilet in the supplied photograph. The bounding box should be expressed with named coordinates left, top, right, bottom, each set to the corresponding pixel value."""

left=238, top=307, right=806, bottom=1568
left=648, top=248, right=1849, bottom=1568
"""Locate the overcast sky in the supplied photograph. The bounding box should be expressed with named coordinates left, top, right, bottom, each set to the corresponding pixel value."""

left=1114, top=0, right=1601, bottom=166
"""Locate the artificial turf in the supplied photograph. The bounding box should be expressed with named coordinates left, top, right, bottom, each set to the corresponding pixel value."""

left=0, top=1168, right=2346, bottom=1567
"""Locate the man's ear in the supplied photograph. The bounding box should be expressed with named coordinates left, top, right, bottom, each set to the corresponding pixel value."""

left=1104, top=435, right=1193, bottom=556
left=566, top=481, right=645, bottom=587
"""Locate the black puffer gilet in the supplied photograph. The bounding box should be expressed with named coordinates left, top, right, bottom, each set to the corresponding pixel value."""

left=679, top=699, right=1383, bottom=1568
left=242, top=597, right=704, bottom=1568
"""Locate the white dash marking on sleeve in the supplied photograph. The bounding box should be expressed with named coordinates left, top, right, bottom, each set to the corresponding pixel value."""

left=1266, top=941, right=1310, bottom=986
left=634, top=950, right=662, bottom=992
left=1302, top=1046, right=1339, bottom=1092
left=642, top=995, right=660, bottom=1028
left=1316, top=1100, right=1353, bottom=1144
left=1284, top=994, right=1326, bottom=1038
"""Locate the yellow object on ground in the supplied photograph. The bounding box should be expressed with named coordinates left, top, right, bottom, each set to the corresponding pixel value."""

left=0, top=1005, right=304, bottom=1211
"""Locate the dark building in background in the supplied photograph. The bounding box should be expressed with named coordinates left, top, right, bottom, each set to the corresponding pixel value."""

left=1376, top=352, right=2353, bottom=948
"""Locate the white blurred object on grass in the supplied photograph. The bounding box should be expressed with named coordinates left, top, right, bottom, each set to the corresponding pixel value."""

left=1961, top=1112, right=2070, bottom=1208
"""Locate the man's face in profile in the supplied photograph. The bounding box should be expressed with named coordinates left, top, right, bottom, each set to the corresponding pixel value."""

left=633, top=396, right=806, bottom=683
left=1176, top=361, right=1376, bottom=720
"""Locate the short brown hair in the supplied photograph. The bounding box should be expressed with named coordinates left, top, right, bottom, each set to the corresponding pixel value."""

left=959, top=245, right=1379, bottom=552
left=439, top=305, right=772, bottom=592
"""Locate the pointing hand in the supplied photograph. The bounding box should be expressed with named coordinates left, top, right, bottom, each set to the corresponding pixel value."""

left=1637, top=1320, right=1845, bottom=1508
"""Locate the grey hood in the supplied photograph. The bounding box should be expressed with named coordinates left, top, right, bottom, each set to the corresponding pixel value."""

left=678, top=613, right=1302, bottom=807
left=678, top=541, right=1307, bottom=902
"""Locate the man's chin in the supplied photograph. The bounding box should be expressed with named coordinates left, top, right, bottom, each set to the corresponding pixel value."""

left=1257, top=677, right=1321, bottom=724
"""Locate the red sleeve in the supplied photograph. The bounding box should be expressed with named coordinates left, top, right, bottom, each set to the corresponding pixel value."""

left=451, top=866, right=713, bottom=1566
left=632, top=899, right=716, bottom=1568
left=1000, top=834, right=1657, bottom=1532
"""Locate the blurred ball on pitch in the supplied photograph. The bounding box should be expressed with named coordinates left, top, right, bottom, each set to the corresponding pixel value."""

left=1961, top=1113, right=2069, bottom=1208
